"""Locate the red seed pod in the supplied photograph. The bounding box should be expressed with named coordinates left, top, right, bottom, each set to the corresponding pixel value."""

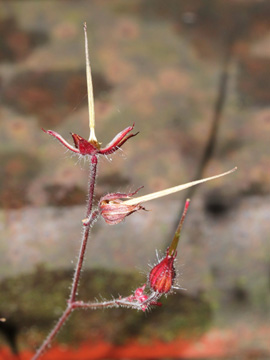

left=149, top=199, right=190, bottom=294
left=99, top=187, right=145, bottom=225
left=100, top=200, right=144, bottom=225
left=149, top=250, right=176, bottom=294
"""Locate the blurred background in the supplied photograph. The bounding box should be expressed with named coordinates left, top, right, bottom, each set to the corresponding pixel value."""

left=0, top=0, right=270, bottom=359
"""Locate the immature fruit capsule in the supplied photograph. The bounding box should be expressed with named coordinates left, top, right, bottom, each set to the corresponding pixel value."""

left=149, top=199, right=190, bottom=294
left=99, top=199, right=145, bottom=225
left=149, top=250, right=176, bottom=294
left=98, top=187, right=145, bottom=225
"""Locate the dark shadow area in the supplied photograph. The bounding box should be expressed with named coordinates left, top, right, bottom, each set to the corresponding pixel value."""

left=230, top=283, right=249, bottom=304
left=204, top=188, right=238, bottom=218
left=0, top=320, right=18, bottom=355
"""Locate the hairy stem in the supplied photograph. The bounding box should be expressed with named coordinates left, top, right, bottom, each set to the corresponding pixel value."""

left=72, top=299, right=143, bottom=310
left=70, top=155, right=98, bottom=302
left=32, top=307, right=73, bottom=360
left=168, top=198, right=190, bottom=256
left=69, top=211, right=98, bottom=303
left=32, top=155, right=99, bottom=359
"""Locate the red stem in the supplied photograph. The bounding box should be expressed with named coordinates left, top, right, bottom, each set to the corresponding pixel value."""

left=168, top=199, right=190, bottom=256
left=70, top=155, right=98, bottom=302
left=32, top=155, right=99, bottom=359
left=32, top=307, right=73, bottom=360
left=86, top=155, right=98, bottom=218
left=69, top=211, right=98, bottom=302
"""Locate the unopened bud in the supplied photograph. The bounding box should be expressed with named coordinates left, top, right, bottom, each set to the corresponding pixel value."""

left=126, top=284, right=162, bottom=311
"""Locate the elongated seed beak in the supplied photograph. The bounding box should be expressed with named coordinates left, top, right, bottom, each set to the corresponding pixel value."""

left=168, top=199, right=190, bottom=256
left=83, top=22, right=100, bottom=148
left=124, top=167, right=237, bottom=205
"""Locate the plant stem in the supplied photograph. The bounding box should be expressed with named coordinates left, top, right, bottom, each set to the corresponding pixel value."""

left=86, top=155, right=98, bottom=218
left=32, top=155, right=99, bottom=359
left=32, top=307, right=72, bottom=360
left=70, top=155, right=98, bottom=302
left=72, top=299, right=143, bottom=310
left=168, top=199, right=190, bottom=256
left=69, top=211, right=98, bottom=303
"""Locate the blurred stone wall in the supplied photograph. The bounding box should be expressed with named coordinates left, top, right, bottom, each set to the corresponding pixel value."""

left=0, top=0, right=269, bottom=358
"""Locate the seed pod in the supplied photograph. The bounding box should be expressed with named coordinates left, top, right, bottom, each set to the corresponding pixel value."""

left=99, top=187, right=145, bottom=225
left=149, top=250, right=176, bottom=294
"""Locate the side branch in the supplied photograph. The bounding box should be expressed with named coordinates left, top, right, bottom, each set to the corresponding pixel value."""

left=72, top=295, right=159, bottom=311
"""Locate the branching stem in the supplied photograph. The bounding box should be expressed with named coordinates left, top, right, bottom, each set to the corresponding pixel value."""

left=32, top=307, right=73, bottom=360
left=73, top=299, right=144, bottom=310
left=32, top=155, right=99, bottom=359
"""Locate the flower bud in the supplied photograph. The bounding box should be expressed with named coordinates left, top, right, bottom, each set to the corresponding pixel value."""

left=99, top=187, right=145, bottom=225
left=149, top=250, right=176, bottom=294
left=126, top=284, right=162, bottom=311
